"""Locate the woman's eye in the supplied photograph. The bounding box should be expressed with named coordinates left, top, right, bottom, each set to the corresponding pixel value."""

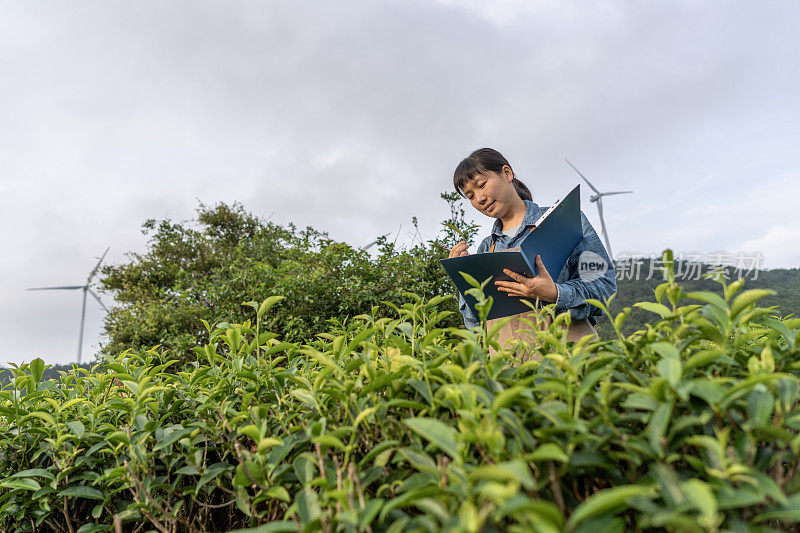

left=478, top=182, right=486, bottom=188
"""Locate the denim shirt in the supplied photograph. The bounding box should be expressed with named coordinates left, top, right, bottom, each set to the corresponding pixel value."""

left=458, top=199, right=617, bottom=329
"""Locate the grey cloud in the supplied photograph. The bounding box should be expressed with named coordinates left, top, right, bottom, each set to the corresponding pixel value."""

left=2, top=0, right=799, bottom=364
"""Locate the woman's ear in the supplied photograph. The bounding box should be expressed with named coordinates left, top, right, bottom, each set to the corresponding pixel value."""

left=502, top=165, right=514, bottom=182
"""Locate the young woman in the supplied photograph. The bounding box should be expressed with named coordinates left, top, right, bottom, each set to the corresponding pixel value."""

left=449, top=148, right=617, bottom=352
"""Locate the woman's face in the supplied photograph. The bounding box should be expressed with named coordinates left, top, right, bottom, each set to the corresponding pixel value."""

left=461, top=166, right=518, bottom=219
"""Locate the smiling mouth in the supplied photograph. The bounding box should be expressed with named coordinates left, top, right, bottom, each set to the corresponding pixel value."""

left=485, top=201, right=496, bottom=212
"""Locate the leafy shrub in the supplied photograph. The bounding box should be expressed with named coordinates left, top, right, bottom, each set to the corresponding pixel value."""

left=99, top=197, right=474, bottom=366
left=2, top=262, right=800, bottom=532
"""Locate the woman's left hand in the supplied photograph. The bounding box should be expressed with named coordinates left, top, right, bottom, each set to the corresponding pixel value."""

left=494, top=255, right=559, bottom=303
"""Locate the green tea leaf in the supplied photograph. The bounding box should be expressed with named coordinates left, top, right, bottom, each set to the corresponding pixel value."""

left=258, top=296, right=286, bottom=319
left=296, top=487, right=322, bottom=525
left=567, top=485, right=654, bottom=531
left=153, top=427, right=192, bottom=450
left=30, top=358, right=46, bottom=384
left=492, top=386, right=527, bottom=416
left=197, top=463, right=234, bottom=493
left=681, top=479, right=718, bottom=527
left=657, top=358, right=682, bottom=388
left=468, top=460, right=535, bottom=489
left=67, top=420, right=86, bottom=439
left=634, top=302, right=672, bottom=318
left=403, top=417, right=459, bottom=458
left=313, top=434, right=346, bottom=450
left=59, top=486, right=104, bottom=500
left=529, top=443, right=569, bottom=463
left=10, top=468, right=55, bottom=480
left=746, top=385, right=775, bottom=425
left=730, top=289, right=775, bottom=319
left=646, top=403, right=672, bottom=456
left=266, top=486, right=290, bottom=502
left=25, top=411, right=56, bottom=426
left=459, top=271, right=481, bottom=290
left=0, top=478, right=41, bottom=491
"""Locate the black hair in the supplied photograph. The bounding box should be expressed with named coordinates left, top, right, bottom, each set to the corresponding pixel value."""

left=453, top=147, right=532, bottom=201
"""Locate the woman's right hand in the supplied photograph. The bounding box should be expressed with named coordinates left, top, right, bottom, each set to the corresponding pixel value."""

left=449, top=240, right=469, bottom=258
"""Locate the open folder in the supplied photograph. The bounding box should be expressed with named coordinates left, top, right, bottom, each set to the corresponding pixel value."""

left=439, top=184, right=583, bottom=321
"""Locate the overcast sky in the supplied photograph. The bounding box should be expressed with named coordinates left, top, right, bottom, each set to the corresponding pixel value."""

left=2, top=0, right=798, bottom=366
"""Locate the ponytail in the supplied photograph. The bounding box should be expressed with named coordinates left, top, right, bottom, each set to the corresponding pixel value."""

left=511, top=176, right=532, bottom=201
left=453, top=147, right=532, bottom=201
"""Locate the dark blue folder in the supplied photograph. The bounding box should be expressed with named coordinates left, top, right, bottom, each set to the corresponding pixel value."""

left=440, top=185, right=583, bottom=321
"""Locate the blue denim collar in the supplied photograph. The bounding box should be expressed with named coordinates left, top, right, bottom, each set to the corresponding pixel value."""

left=489, top=199, right=541, bottom=238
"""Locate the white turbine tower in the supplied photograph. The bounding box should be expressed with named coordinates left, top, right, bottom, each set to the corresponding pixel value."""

left=26, top=247, right=110, bottom=364
left=564, top=160, right=632, bottom=260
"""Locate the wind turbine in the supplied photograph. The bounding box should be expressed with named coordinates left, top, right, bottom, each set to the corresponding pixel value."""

left=564, top=160, right=632, bottom=260
left=361, top=239, right=380, bottom=251
left=361, top=231, right=393, bottom=251
left=26, top=247, right=110, bottom=364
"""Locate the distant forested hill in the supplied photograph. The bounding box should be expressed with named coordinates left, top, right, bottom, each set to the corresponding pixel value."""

left=0, top=362, right=92, bottom=389
left=595, top=259, right=799, bottom=338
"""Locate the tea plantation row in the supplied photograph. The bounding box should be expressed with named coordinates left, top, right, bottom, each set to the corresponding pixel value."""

left=1, top=276, right=800, bottom=532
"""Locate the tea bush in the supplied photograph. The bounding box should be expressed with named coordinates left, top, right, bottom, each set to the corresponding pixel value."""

left=2, top=268, right=800, bottom=532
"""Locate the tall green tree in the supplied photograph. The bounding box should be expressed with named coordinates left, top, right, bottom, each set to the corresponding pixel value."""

left=99, top=196, right=477, bottom=361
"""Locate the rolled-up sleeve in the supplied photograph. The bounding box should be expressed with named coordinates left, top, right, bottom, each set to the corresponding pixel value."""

left=553, top=212, right=617, bottom=322
left=458, top=293, right=480, bottom=329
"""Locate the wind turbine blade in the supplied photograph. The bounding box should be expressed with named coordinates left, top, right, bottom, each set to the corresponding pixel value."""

left=26, top=285, right=84, bottom=291
left=595, top=199, right=614, bottom=260
left=600, top=191, right=633, bottom=196
left=88, top=289, right=108, bottom=311
left=87, top=247, right=110, bottom=283
left=564, top=159, right=600, bottom=195
left=361, top=240, right=379, bottom=251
